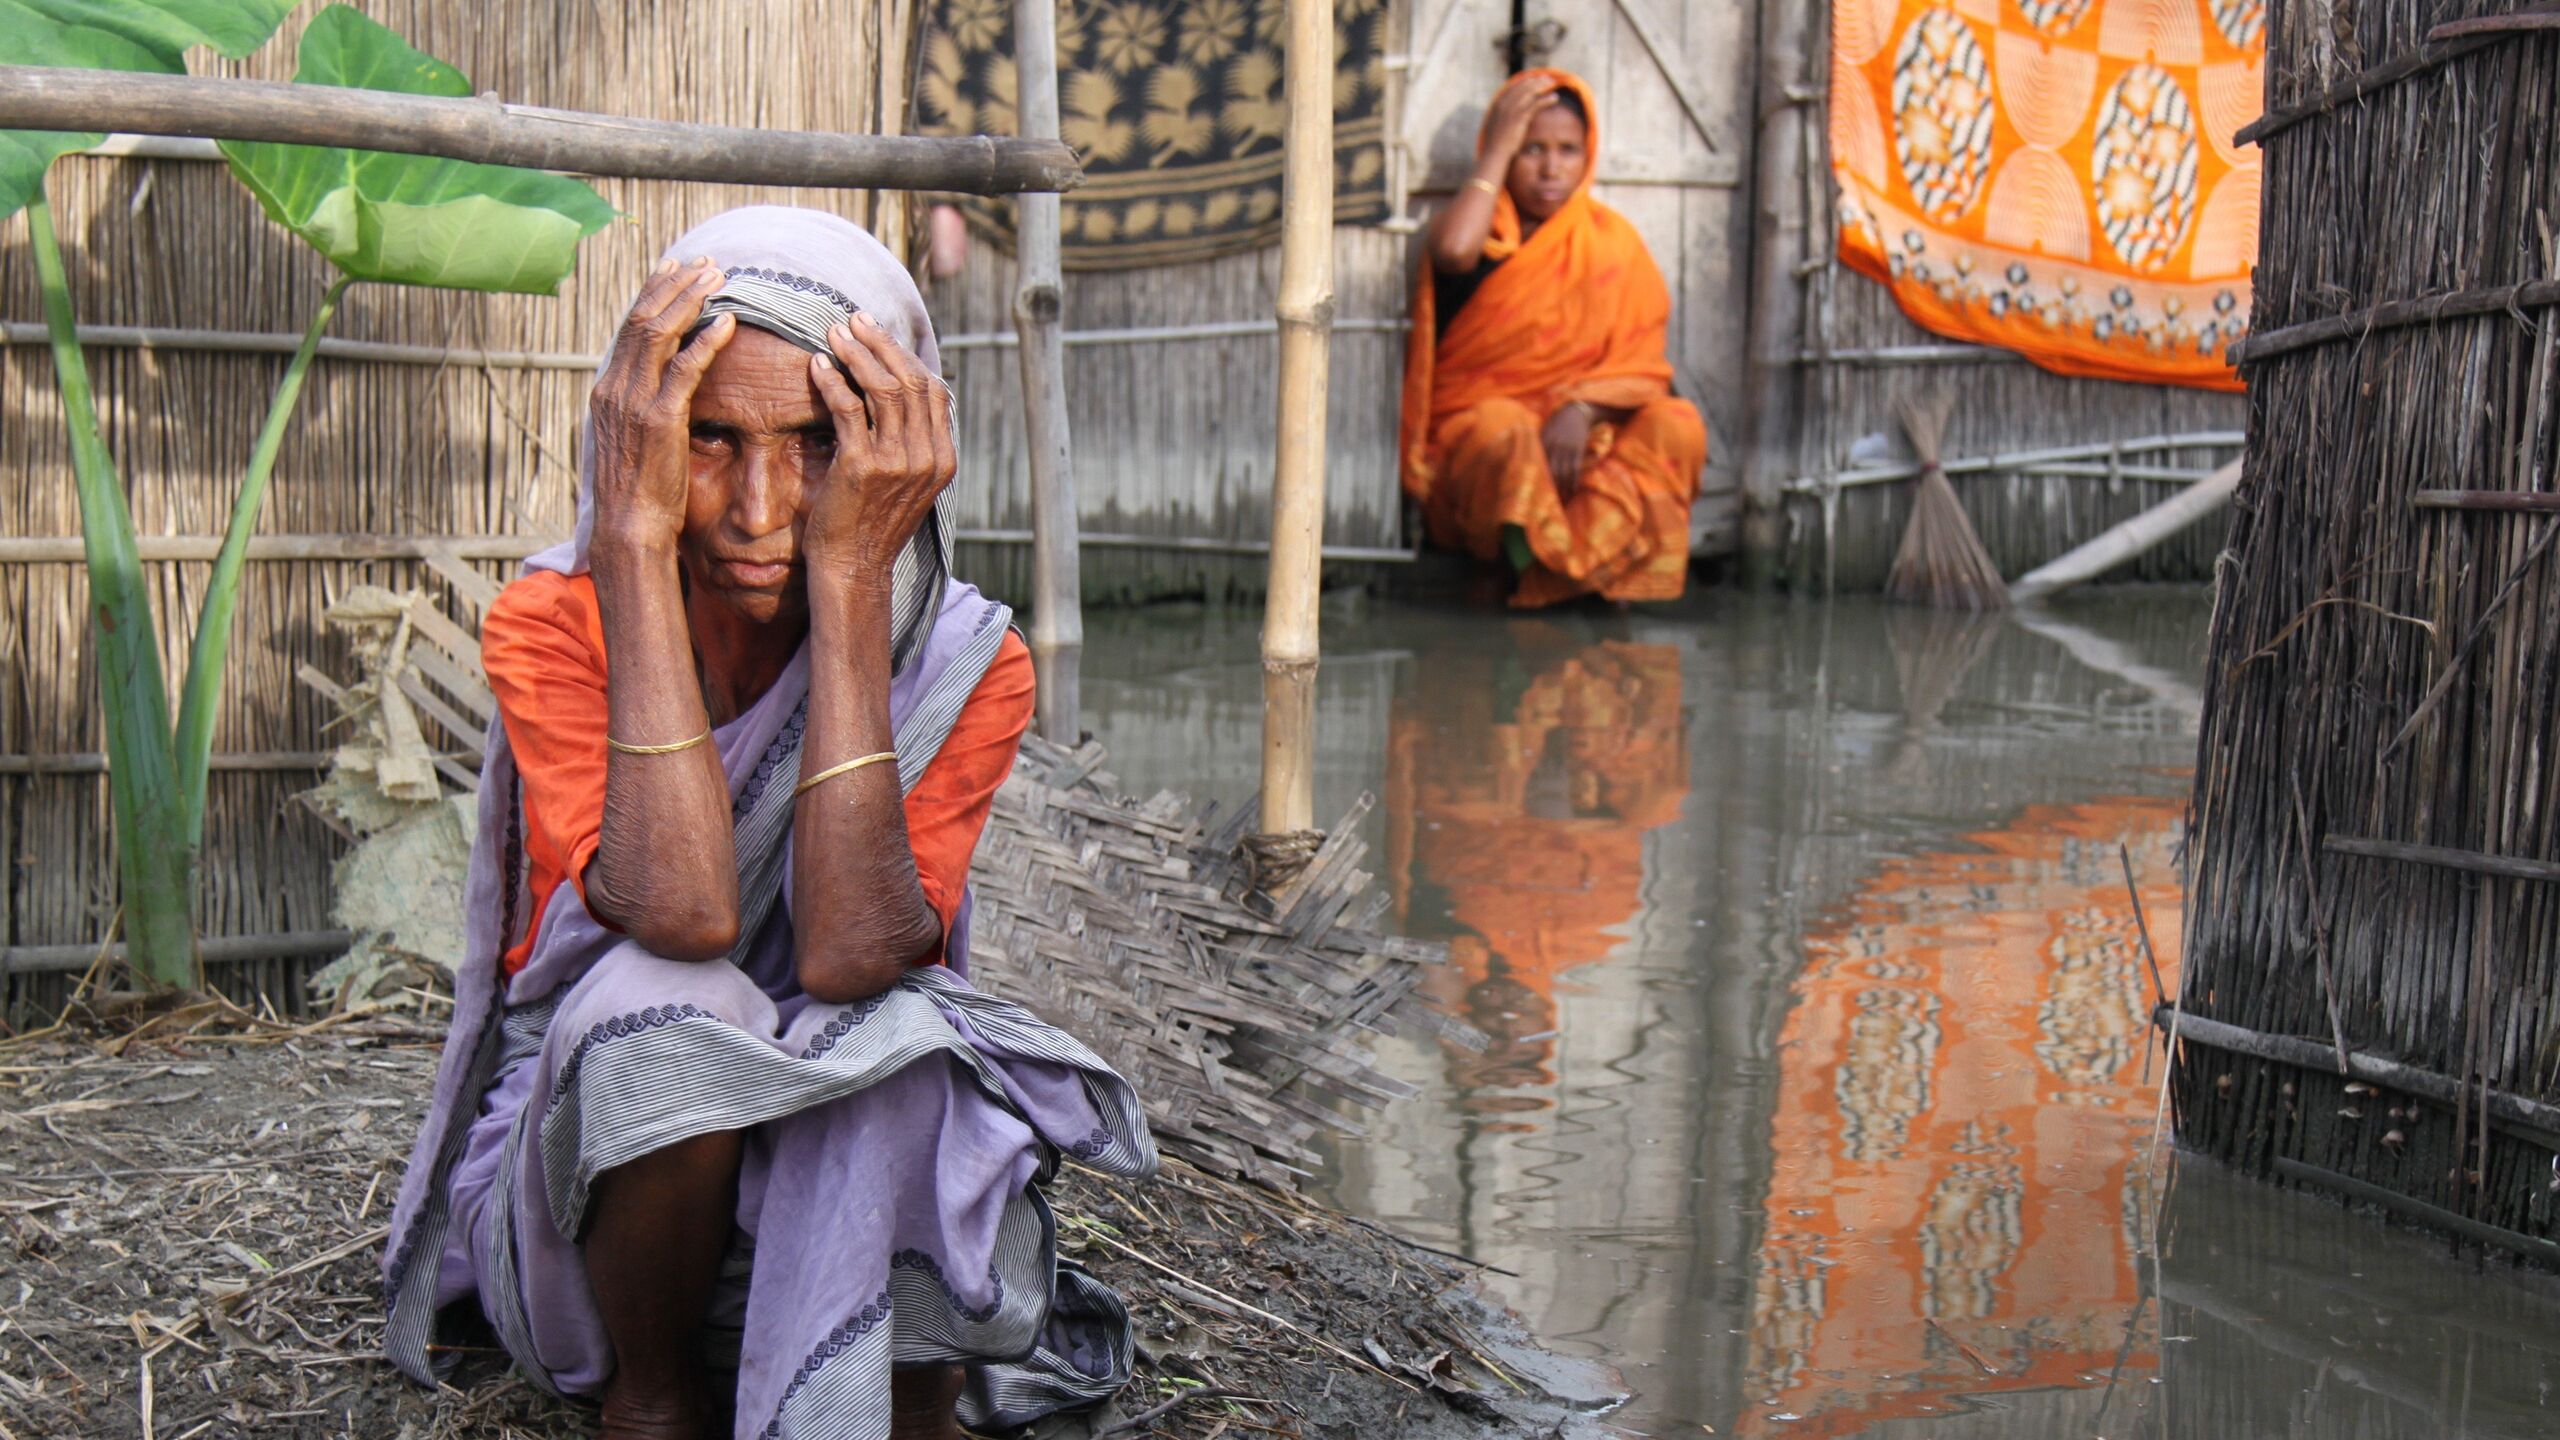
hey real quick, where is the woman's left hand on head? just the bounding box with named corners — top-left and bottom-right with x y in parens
top-left (805, 315), bottom-right (957, 582)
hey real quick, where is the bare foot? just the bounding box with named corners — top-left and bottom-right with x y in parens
top-left (888, 1365), bottom-right (966, 1440)
top-left (599, 1367), bottom-right (713, 1440)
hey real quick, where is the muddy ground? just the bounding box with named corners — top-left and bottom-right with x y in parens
top-left (0, 1008), bottom-right (1617, 1439)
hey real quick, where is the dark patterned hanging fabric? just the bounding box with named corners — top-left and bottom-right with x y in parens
top-left (917, 0), bottom-right (1391, 270)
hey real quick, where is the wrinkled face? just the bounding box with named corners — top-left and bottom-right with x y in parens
top-left (1505, 104), bottom-right (1588, 224)
top-left (680, 324), bottom-right (836, 624)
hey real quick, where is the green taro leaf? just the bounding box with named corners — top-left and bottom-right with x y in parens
top-left (220, 5), bottom-right (616, 294)
top-left (0, 0), bottom-right (297, 217)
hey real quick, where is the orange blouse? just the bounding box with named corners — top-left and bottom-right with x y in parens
top-left (481, 570), bottom-right (1033, 977)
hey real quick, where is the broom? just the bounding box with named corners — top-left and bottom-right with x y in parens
top-left (1884, 394), bottom-right (2009, 611)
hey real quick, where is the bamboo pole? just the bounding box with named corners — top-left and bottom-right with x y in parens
top-left (2007, 458), bottom-right (2243, 602)
top-left (1258, 0), bottom-right (1335, 843)
top-left (1013, 0), bottom-right (1081, 742)
top-left (1738, 0), bottom-right (1817, 577)
top-left (0, 315), bottom-right (1408, 364)
top-left (0, 64), bottom-right (1080, 194)
top-left (1, 929), bottom-right (354, 977)
top-left (0, 531), bottom-right (1424, 564)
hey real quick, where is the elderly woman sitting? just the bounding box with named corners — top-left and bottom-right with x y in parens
top-left (379, 208), bottom-right (1154, 1440)
top-left (1400, 69), bottom-right (1709, 607)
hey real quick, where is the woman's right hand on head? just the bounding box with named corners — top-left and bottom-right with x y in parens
top-left (1481, 76), bottom-right (1562, 162)
top-left (586, 257), bottom-right (736, 556)
top-left (804, 314), bottom-right (958, 583)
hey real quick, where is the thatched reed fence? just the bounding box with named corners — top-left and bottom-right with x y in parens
top-left (1781, 257), bottom-right (2249, 592)
top-left (924, 229), bottom-right (1416, 607)
top-left (0, 0), bottom-right (926, 997)
top-left (2171, 2), bottom-right (2560, 1253)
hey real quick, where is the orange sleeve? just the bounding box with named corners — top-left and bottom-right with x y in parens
top-left (901, 630), bottom-right (1034, 963)
top-left (482, 571), bottom-right (613, 925)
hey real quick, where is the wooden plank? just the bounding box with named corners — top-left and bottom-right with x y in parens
top-left (401, 596), bottom-right (485, 675)
top-left (2009, 460), bottom-right (2245, 602)
top-left (1, 929), bottom-right (354, 977)
top-left (0, 64), bottom-right (1079, 195)
top-left (0, 751), bottom-right (330, 775)
top-left (1395, 0), bottom-right (1515, 194)
top-left (1260, 0), bottom-right (1337, 840)
top-left (2412, 489), bottom-right (2560, 513)
top-left (2161, 1005), bottom-right (2560, 1135)
top-left (2229, 278), bottom-right (2560, 366)
top-left (2324, 835), bottom-right (2560, 885)
top-left (1534, 0), bottom-right (1756, 533)
top-left (1015, 0), bottom-right (1081, 743)
top-left (397, 671), bottom-right (489, 761)
top-left (1604, 0), bottom-right (1726, 151)
top-left (405, 643), bottom-right (496, 725)
top-left (0, 534), bottom-right (551, 563)
top-left (2427, 6), bottom-right (2560, 42)
top-left (2272, 1159), bottom-right (2560, 1265)
top-left (2232, 36), bottom-right (2505, 147)
top-left (416, 546), bottom-right (505, 614)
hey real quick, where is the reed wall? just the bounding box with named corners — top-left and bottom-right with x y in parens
top-left (924, 226), bottom-right (1415, 607)
top-left (0, 0), bottom-right (920, 1005)
top-left (2172, 2), bottom-right (2560, 1246)
top-left (1783, 254), bottom-right (2249, 592)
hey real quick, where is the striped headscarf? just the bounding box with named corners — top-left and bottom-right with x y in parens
top-left (536, 206), bottom-right (956, 676)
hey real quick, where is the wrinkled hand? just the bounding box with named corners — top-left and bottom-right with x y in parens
top-left (804, 313), bottom-right (957, 580)
top-left (1543, 402), bottom-right (1594, 494)
top-left (1481, 76), bottom-right (1563, 163)
top-left (587, 257), bottom-right (736, 553)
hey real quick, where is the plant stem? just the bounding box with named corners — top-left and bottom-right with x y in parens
top-left (27, 192), bottom-right (198, 988)
top-left (173, 272), bottom-right (353, 846)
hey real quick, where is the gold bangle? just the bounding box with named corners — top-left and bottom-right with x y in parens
top-left (606, 727), bottom-right (711, 756)
top-left (793, 750), bottom-right (899, 796)
top-left (1464, 177), bottom-right (1501, 197)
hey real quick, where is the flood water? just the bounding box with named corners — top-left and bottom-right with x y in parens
top-left (1074, 590), bottom-right (2560, 1439)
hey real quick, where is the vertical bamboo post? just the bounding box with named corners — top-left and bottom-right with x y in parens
top-left (1015, 0), bottom-right (1081, 740)
top-left (1259, 0), bottom-right (1335, 841)
top-left (1738, 0), bottom-right (1816, 580)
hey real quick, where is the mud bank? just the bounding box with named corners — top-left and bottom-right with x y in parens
top-left (0, 1014), bottom-right (1616, 1439)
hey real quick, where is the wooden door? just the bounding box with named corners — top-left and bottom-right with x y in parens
top-left (1528, 0), bottom-right (1754, 554)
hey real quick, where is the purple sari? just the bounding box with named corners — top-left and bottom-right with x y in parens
top-left (377, 209), bottom-right (1157, 1439)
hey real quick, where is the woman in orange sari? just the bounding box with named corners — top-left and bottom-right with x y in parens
top-left (1401, 69), bottom-right (1708, 607)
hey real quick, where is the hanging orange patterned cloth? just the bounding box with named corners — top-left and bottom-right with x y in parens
top-left (1399, 69), bottom-right (1708, 608)
top-left (1830, 0), bottom-right (2264, 390)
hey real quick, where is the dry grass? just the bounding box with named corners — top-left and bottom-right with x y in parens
top-left (0, 1009), bottom-right (1578, 1440)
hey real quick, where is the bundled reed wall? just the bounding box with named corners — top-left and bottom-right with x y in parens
top-left (0, 0), bottom-right (920, 1010)
top-left (2173, 1), bottom-right (2560, 1249)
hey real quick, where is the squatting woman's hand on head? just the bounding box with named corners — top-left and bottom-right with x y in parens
top-left (586, 257), bottom-right (737, 557)
top-left (804, 313), bottom-right (957, 582)
top-left (1481, 74), bottom-right (1562, 162)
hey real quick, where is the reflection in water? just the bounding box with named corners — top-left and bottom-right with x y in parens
top-left (2160, 1160), bottom-right (2560, 1440)
top-left (1744, 797), bottom-right (2180, 1439)
top-left (1385, 630), bottom-right (1689, 1114)
top-left (1074, 592), bottom-right (2560, 1437)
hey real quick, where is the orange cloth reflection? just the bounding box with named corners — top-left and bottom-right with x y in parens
top-left (1388, 638), bottom-right (1688, 1107)
top-left (1741, 796), bottom-right (2184, 1438)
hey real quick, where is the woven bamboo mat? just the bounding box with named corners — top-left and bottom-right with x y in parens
top-left (972, 732), bottom-right (1465, 1187)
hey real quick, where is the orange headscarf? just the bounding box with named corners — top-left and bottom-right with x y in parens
top-left (1398, 69), bottom-right (1678, 507)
